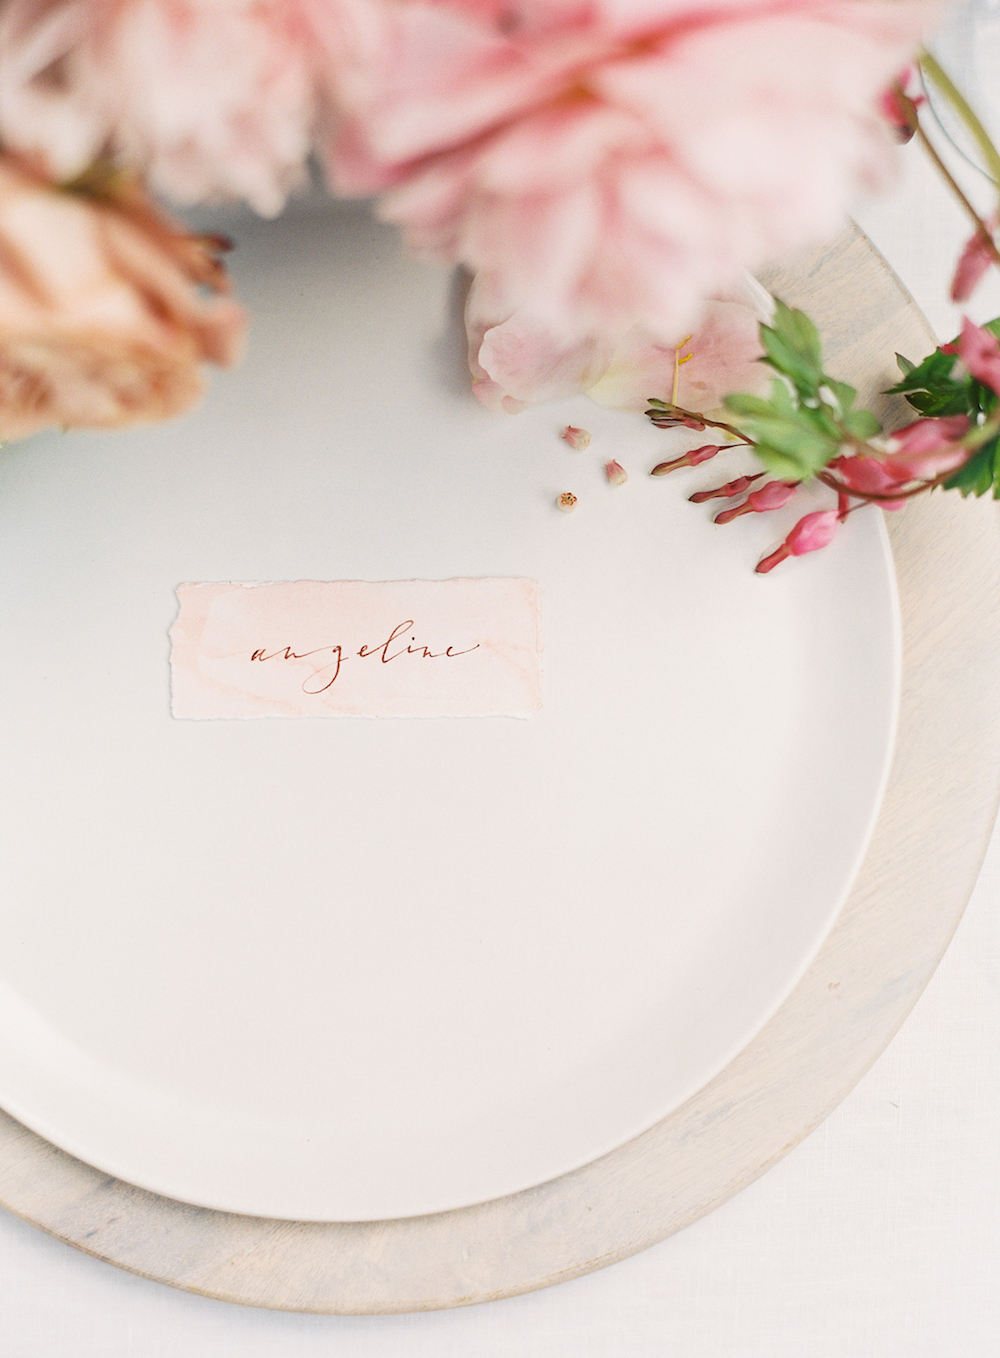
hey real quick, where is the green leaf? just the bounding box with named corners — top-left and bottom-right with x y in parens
top-left (759, 331), bottom-right (822, 394)
top-left (903, 389), bottom-right (972, 418)
top-left (823, 379), bottom-right (857, 416)
top-left (753, 446), bottom-right (815, 480)
top-left (771, 299), bottom-right (823, 366)
top-left (885, 347), bottom-right (958, 395)
top-left (895, 353), bottom-right (916, 376)
top-left (757, 300), bottom-right (826, 398)
top-left (944, 446), bottom-right (996, 496)
top-left (724, 392), bottom-right (777, 420)
top-left (842, 408), bottom-right (882, 439)
top-left (726, 378), bottom-right (839, 479)
top-left (801, 402), bottom-right (844, 443)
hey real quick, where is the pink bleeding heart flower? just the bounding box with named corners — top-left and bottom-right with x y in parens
top-left (883, 414), bottom-right (971, 479)
top-left (713, 479), bottom-right (797, 523)
top-left (945, 316), bottom-right (1000, 397)
top-left (650, 443), bottom-right (723, 475)
top-left (756, 509), bottom-right (841, 574)
top-left (830, 414), bottom-right (971, 495)
top-left (951, 216), bottom-right (999, 303)
top-left (689, 472), bottom-right (764, 503)
top-left (827, 453), bottom-right (900, 496)
top-left (878, 64), bottom-right (925, 143)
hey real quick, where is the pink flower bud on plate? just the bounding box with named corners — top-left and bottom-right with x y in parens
top-left (650, 445), bottom-right (721, 475)
top-left (689, 472), bottom-right (764, 503)
top-left (756, 509), bottom-right (841, 573)
top-left (714, 480), bottom-right (796, 524)
top-left (604, 459), bottom-right (627, 486)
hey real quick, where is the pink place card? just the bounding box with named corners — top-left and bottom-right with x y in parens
top-left (169, 578), bottom-right (543, 719)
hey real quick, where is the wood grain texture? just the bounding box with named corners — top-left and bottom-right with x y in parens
top-left (1, 225), bottom-right (998, 1314)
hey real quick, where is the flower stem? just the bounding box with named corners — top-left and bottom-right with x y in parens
top-left (910, 113), bottom-right (1000, 271)
top-left (667, 404), bottom-right (750, 443)
top-left (920, 49), bottom-right (1000, 189)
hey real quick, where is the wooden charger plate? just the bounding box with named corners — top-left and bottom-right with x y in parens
top-left (0, 224), bottom-right (998, 1313)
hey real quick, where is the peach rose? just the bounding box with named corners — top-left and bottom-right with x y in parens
top-left (0, 155), bottom-right (245, 441)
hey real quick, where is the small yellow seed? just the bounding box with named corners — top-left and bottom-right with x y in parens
top-left (556, 491), bottom-right (578, 512)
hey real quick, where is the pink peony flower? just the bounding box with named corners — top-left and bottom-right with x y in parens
top-left (0, 154), bottom-right (245, 441)
top-left (467, 273), bottom-right (770, 413)
top-left (323, 0), bottom-right (937, 346)
top-left (0, 0), bottom-right (320, 215)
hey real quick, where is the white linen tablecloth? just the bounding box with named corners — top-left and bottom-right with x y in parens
top-left (2, 36), bottom-right (999, 1358)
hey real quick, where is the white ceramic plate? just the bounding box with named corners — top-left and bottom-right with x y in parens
top-left (0, 203), bottom-right (899, 1222)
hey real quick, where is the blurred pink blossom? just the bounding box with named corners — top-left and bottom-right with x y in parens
top-left (877, 63), bottom-right (924, 142)
top-left (887, 413), bottom-right (970, 456)
top-left (324, 0), bottom-right (937, 346)
top-left (0, 0), bottom-right (320, 215)
top-left (828, 414), bottom-right (971, 494)
top-left (951, 315), bottom-right (1000, 396)
top-left (951, 217), bottom-right (999, 302)
top-left (466, 274), bottom-right (771, 413)
top-left (0, 154), bottom-right (245, 441)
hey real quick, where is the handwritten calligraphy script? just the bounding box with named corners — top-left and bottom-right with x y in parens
top-left (169, 579), bottom-right (542, 719)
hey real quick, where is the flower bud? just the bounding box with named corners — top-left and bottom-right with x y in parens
top-left (756, 509), bottom-right (840, 573)
top-left (714, 479), bottom-right (796, 523)
top-left (650, 444), bottom-right (721, 475)
top-left (645, 402), bottom-right (707, 431)
top-left (604, 459), bottom-right (627, 486)
top-left (689, 472), bottom-right (764, 503)
top-left (556, 491), bottom-right (578, 512)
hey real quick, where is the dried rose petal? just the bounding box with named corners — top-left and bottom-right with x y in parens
top-left (561, 424), bottom-right (591, 450)
top-left (0, 154), bottom-right (244, 440)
